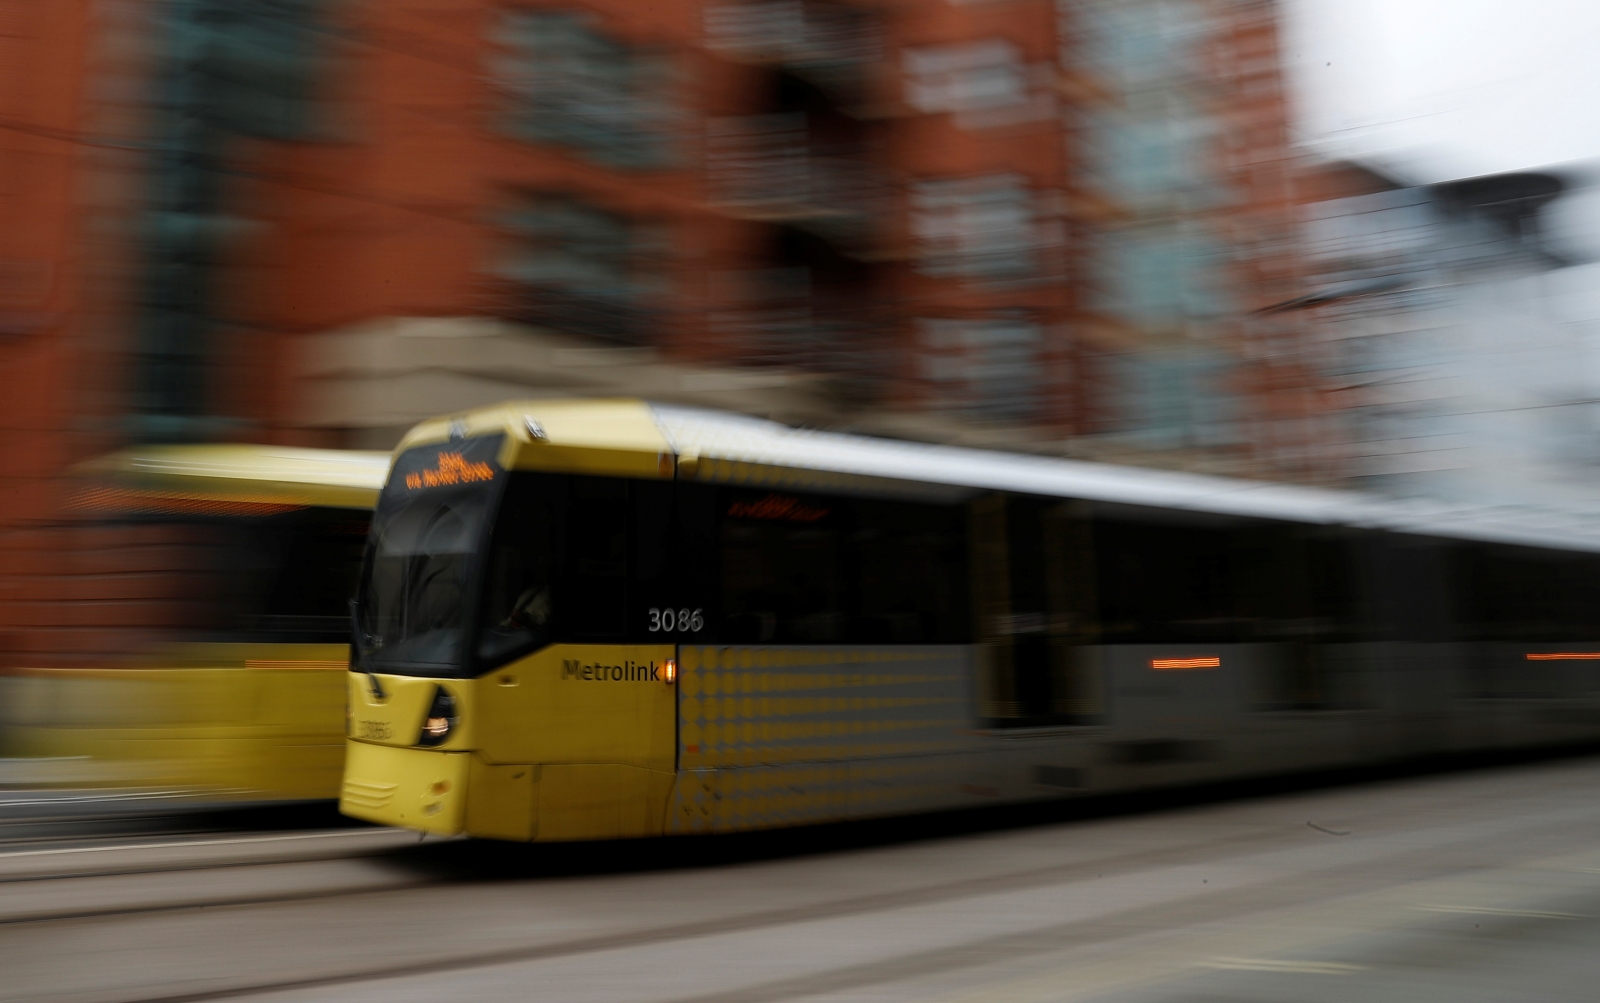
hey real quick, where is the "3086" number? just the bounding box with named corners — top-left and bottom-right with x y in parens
top-left (648, 607), bottom-right (704, 633)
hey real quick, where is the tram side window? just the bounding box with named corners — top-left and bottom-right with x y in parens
top-left (715, 489), bottom-right (970, 645)
top-left (477, 474), bottom-right (562, 664)
top-left (719, 491), bottom-right (844, 643)
top-left (1092, 513), bottom-right (1360, 648)
top-left (1302, 532), bottom-right (1362, 639)
top-left (568, 477), bottom-right (631, 638)
top-left (1356, 533), bottom-right (1456, 644)
top-left (211, 507), bottom-right (371, 643)
top-left (1456, 543), bottom-right (1600, 643)
top-left (1096, 515), bottom-right (1242, 643)
top-left (850, 499), bottom-right (969, 643)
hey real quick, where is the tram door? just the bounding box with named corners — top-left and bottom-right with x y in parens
top-left (971, 494), bottom-right (1103, 727)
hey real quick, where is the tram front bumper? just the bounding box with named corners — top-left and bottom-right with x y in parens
top-left (340, 741), bottom-right (468, 836)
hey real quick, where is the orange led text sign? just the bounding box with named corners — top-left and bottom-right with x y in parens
top-left (404, 452), bottom-right (495, 490)
top-left (726, 493), bottom-right (829, 522)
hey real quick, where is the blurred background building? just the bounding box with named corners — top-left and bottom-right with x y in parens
top-left (2, 0), bottom-right (1598, 666)
top-left (1294, 161), bottom-right (1600, 512)
top-left (1, 0), bottom-right (1319, 454)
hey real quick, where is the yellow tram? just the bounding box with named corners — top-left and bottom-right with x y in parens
top-left (1, 444), bottom-right (387, 801)
top-left (341, 399), bottom-right (1600, 840)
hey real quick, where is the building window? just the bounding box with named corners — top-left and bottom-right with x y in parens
top-left (704, 1), bottom-right (879, 69)
top-left (1085, 94), bottom-right (1214, 206)
top-left (491, 10), bottom-right (676, 170)
top-left (1107, 347), bottom-right (1239, 448)
top-left (902, 40), bottom-right (1054, 129)
top-left (1079, 0), bottom-right (1212, 94)
top-left (1092, 228), bottom-right (1227, 331)
top-left (904, 41), bottom-right (1025, 114)
top-left (910, 175), bottom-right (1041, 282)
top-left (917, 317), bottom-right (1042, 422)
top-left (494, 195), bottom-right (661, 342)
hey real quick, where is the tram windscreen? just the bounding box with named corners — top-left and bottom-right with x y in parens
top-left (357, 436), bottom-right (503, 674)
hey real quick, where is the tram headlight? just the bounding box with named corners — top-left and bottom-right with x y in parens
top-left (416, 686), bottom-right (458, 747)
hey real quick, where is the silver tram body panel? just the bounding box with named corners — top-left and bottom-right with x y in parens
top-left (650, 404), bottom-right (1600, 830)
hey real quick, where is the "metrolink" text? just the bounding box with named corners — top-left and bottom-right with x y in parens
top-left (561, 660), bottom-right (661, 682)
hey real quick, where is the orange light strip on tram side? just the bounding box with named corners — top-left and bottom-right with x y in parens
top-left (1150, 657), bottom-right (1221, 671)
top-left (1525, 653), bottom-right (1600, 661)
top-left (67, 487), bottom-right (306, 518)
top-left (244, 660), bottom-right (349, 671)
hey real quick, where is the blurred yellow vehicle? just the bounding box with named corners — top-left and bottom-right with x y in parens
top-left (0, 445), bottom-right (388, 803)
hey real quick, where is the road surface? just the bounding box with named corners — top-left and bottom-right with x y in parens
top-left (7, 755), bottom-right (1600, 1002)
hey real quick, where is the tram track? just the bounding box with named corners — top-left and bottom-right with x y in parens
top-left (0, 827), bottom-right (424, 883)
top-left (0, 789), bottom-right (361, 852)
top-left (0, 828), bottom-right (438, 926)
top-left (0, 814), bottom-right (225, 850)
top-left (0, 874), bottom-right (439, 930)
top-left (0, 776), bottom-right (1466, 928)
top-left (0, 820), bottom-right (1253, 930)
top-left (76, 799), bottom-right (1600, 1003)
top-left (9, 757), bottom-right (1600, 1003)
top-left (0, 751), bottom-right (1581, 920)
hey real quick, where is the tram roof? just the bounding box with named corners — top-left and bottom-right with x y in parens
top-left (648, 403), bottom-right (1600, 555)
top-left (399, 398), bottom-right (1600, 554)
top-left (76, 444), bottom-right (390, 510)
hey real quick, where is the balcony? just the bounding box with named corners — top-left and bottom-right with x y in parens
top-left (704, 1), bottom-right (879, 77)
top-left (707, 115), bottom-right (885, 249)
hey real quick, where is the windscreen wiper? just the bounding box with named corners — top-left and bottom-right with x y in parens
top-left (349, 597), bottom-right (387, 702)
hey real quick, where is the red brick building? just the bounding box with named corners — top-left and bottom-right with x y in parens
top-left (0, 0), bottom-right (1320, 663)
